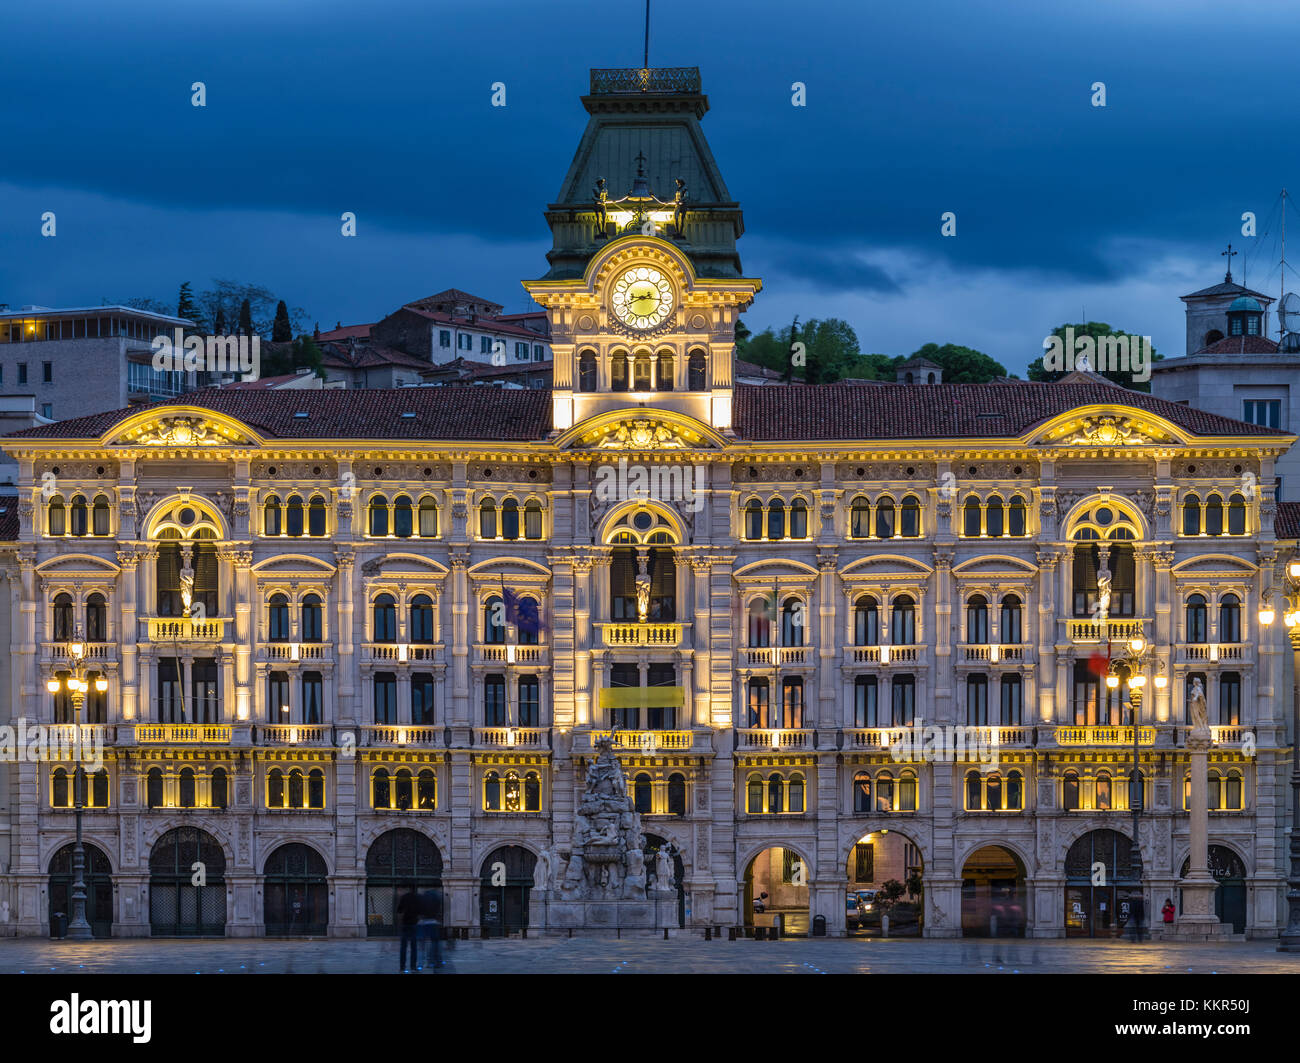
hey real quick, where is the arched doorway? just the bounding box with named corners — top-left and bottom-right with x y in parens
top-left (744, 846), bottom-right (810, 937)
top-left (643, 833), bottom-right (685, 927)
top-left (961, 845), bottom-right (1026, 937)
top-left (48, 843), bottom-right (113, 938)
top-left (364, 829), bottom-right (443, 937)
top-left (479, 845), bottom-right (535, 936)
top-left (263, 843), bottom-right (329, 936)
top-left (846, 830), bottom-right (924, 936)
top-left (1179, 846), bottom-right (1247, 933)
top-left (1064, 828), bottom-right (1138, 938)
top-left (149, 826), bottom-right (226, 936)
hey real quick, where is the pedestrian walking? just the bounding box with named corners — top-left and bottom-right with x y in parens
top-left (421, 886), bottom-right (445, 969)
top-left (396, 883), bottom-right (421, 973)
top-left (1128, 895), bottom-right (1145, 942)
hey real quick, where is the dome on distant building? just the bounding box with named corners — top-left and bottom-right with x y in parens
top-left (1228, 296), bottom-right (1263, 312)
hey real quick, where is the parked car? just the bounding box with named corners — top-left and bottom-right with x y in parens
top-left (846, 892), bottom-right (861, 929)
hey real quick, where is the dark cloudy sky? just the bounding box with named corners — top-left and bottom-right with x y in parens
top-left (3, 0), bottom-right (1298, 373)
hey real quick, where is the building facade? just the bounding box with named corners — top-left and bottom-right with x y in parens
top-left (0, 67), bottom-right (1294, 940)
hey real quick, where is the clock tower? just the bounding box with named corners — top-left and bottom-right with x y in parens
top-left (523, 67), bottom-right (761, 435)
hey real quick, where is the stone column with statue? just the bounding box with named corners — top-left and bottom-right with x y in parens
top-left (1174, 677), bottom-right (1229, 938)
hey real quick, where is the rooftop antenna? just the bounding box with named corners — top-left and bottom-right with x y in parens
top-left (643, 0), bottom-right (650, 69)
top-left (1281, 189), bottom-right (1287, 335)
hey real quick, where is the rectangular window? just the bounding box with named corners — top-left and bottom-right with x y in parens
top-left (374, 673), bottom-right (397, 724)
top-left (17, 363), bottom-right (26, 384)
top-left (158, 660), bottom-right (181, 722)
top-left (484, 674), bottom-right (506, 726)
top-left (42, 361), bottom-right (52, 383)
top-left (533, 344), bottom-right (544, 360)
top-left (41, 404), bottom-right (52, 419)
top-left (647, 662), bottom-right (677, 729)
top-left (480, 335), bottom-right (492, 354)
top-left (1243, 399), bottom-right (1281, 428)
top-left (609, 662), bottom-right (640, 730)
top-left (1073, 661), bottom-right (1099, 725)
top-left (439, 330), bottom-right (451, 348)
top-left (854, 843), bottom-right (874, 882)
top-left (411, 672), bottom-right (435, 725)
top-left (302, 671), bottom-right (323, 724)
top-left (965, 675), bottom-right (988, 726)
top-left (268, 671), bottom-right (290, 723)
top-left (1218, 673), bottom-right (1241, 726)
top-left (854, 676), bottom-right (878, 728)
top-left (781, 849), bottom-right (799, 884)
top-left (458, 333), bottom-right (472, 351)
top-left (191, 658), bottom-right (219, 723)
top-left (515, 341), bottom-right (528, 360)
top-left (891, 675), bottom-right (915, 726)
top-left (518, 675), bottom-right (540, 727)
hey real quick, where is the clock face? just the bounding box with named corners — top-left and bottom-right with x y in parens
top-left (611, 267), bottom-right (674, 330)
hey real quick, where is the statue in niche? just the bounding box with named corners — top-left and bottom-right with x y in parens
top-left (654, 848), bottom-right (675, 892)
top-left (1095, 566), bottom-right (1112, 621)
top-left (533, 848), bottom-right (553, 891)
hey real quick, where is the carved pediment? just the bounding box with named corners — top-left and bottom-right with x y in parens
top-left (1043, 414), bottom-right (1171, 448)
top-left (117, 415), bottom-right (249, 448)
top-left (574, 417), bottom-right (711, 451)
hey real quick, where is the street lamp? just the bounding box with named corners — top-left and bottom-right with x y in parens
top-left (47, 626), bottom-right (108, 941)
top-left (1107, 635), bottom-right (1157, 938)
top-left (1260, 559), bottom-right (1300, 951)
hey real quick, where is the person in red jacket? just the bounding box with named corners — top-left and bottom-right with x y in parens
top-left (1162, 898), bottom-right (1176, 924)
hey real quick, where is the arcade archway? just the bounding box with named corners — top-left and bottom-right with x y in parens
top-left (263, 843), bottom-right (329, 936)
top-left (49, 843), bottom-right (113, 938)
top-left (1065, 828), bottom-right (1138, 938)
top-left (480, 845), bottom-right (536, 936)
top-left (961, 845), bottom-right (1026, 937)
top-left (1179, 845), bottom-right (1247, 933)
top-left (744, 846), bottom-right (809, 937)
top-left (643, 833), bottom-right (685, 927)
top-left (149, 826), bottom-right (226, 936)
top-left (846, 830), bottom-right (924, 936)
top-left (365, 829), bottom-right (442, 936)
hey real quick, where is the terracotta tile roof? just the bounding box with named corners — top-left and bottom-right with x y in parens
top-left (396, 305), bottom-right (548, 341)
top-left (1193, 335), bottom-right (1280, 356)
top-left (734, 359), bottom-right (788, 381)
top-left (222, 372), bottom-right (318, 390)
top-left (0, 493), bottom-right (17, 540)
top-left (5, 381), bottom-right (1289, 445)
top-left (319, 342), bottom-right (432, 372)
top-left (406, 289), bottom-right (504, 314)
top-left (1276, 502), bottom-right (1300, 540)
top-left (1181, 280), bottom-right (1271, 301)
top-left (315, 323), bottom-right (374, 342)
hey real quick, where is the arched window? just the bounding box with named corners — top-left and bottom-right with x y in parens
top-left (986, 772), bottom-right (1003, 811)
top-left (900, 495), bottom-right (921, 537)
top-left (668, 773), bottom-right (686, 816)
top-left (1227, 493), bottom-right (1246, 535)
top-left (515, 597), bottom-right (541, 645)
top-left (211, 767), bottom-right (228, 809)
top-left (308, 768), bottom-right (324, 809)
top-left (285, 494), bottom-right (305, 537)
top-left (687, 351), bottom-right (706, 390)
top-left (147, 767), bottom-right (163, 809)
top-left (985, 495), bottom-right (1005, 537)
top-left (656, 351), bottom-right (674, 391)
top-left (875, 495), bottom-right (896, 539)
top-left (1000, 594), bottom-right (1022, 643)
top-left (767, 499), bottom-right (786, 540)
top-left (578, 351), bottom-right (597, 392)
top-left (1219, 594), bottom-right (1241, 643)
top-left (963, 496), bottom-right (982, 537)
top-left (48, 495), bottom-right (66, 535)
top-left (854, 771), bottom-right (872, 812)
top-left (1204, 493), bottom-right (1224, 536)
top-left (899, 770), bottom-right (917, 811)
top-left (747, 773), bottom-right (763, 814)
top-left (417, 769), bottom-right (436, 810)
top-left (891, 595), bottom-right (916, 644)
top-left (368, 494), bottom-right (388, 536)
top-left (1006, 770), bottom-right (1023, 810)
top-left (747, 598), bottom-right (771, 647)
top-left (634, 772), bottom-right (652, 814)
top-left (1182, 493), bottom-right (1201, 535)
top-left (53, 767), bottom-right (69, 808)
top-left (269, 593), bottom-right (290, 641)
top-left (1096, 771), bottom-right (1112, 810)
top-left (1008, 495), bottom-right (1027, 536)
top-left (854, 596), bottom-right (879, 646)
top-left (767, 773), bottom-right (784, 815)
top-left (268, 767), bottom-right (285, 808)
top-left (846, 496), bottom-right (870, 539)
top-left (876, 770), bottom-right (895, 813)
top-left (395, 768), bottom-right (413, 811)
top-left (781, 598), bottom-right (804, 646)
top-left (418, 497), bottom-right (439, 538)
top-left (744, 498), bottom-right (763, 540)
top-left (484, 596), bottom-right (505, 644)
top-left (966, 594), bottom-right (989, 643)
top-left (92, 495), bottom-right (110, 536)
top-left (500, 498), bottom-right (520, 540)
top-left (788, 773), bottom-right (805, 813)
top-left (70, 495), bottom-right (88, 536)
top-left (53, 593), bottom-right (74, 640)
top-left (483, 770), bottom-right (501, 811)
top-left (179, 767), bottom-right (196, 808)
top-left (632, 353), bottom-right (652, 390)
top-left (373, 594), bottom-right (397, 642)
top-left (524, 501), bottom-right (543, 540)
top-left (854, 675), bottom-right (878, 728)
top-left (410, 594), bottom-right (434, 643)
top-left (1185, 594), bottom-right (1207, 643)
top-left (373, 768), bottom-right (391, 809)
top-left (479, 499), bottom-right (497, 539)
top-left (308, 495), bottom-right (327, 536)
top-left (1063, 770), bottom-right (1080, 811)
top-left (789, 500), bottom-right (809, 539)
top-left (264, 495), bottom-right (282, 536)
top-left (288, 768), bottom-right (305, 809)
top-left (611, 352), bottom-right (629, 391)
top-left (524, 771), bottom-right (541, 812)
top-left (301, 594), bottom-right (323, 641)
top-left (393, 495), bottom-right (413, 538)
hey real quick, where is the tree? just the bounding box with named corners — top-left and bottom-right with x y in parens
top-left (1027, 322), bottom-right (1162, 392)
top-left (736, 317), bottom-right (863, 383)
top-left (238, 299), bottom-right (253, 337)
top-left (122, 296), bottom-right (171, 317)
top-left (272, 300), bottom-right (293, 343)
top-left (259, 334), bottom-right (326, 379)
top-left (875, 878), bottom-right (907, 913)
top-left (196, 280), bottom-right (307, 338)
top-left (175, 282), bottom-right (204, 332)
top-left (908, 342), bottom-right (1009, 384)
top-left (213, 304), bottom-right (227, 336)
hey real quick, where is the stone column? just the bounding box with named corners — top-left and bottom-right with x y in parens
top-left (116, 549), bottom-right (141, 722)
top-left (1176, 724), bottom-right (1228, 938)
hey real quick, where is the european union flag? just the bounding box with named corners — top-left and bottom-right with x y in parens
top-left (504, 589), bottom-right (545, 634)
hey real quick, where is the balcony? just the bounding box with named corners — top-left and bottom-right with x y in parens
top-left (266, 642), bottom-right (331, 662)
top-left (260, 724), bottom-right (332, 746)
top-left (1066, 618), bottom-right (1146, 644)
top-left (842, 726), bottom-right (1033, 751)
top-left (147, 617), bottom-right (225, 642)
top-left (959, 644), bottom-right (1025, 663)
top-left (46, 641), bottom-right (114, 663)
top-left (1055, 725), bottom-right (1155, 746)
top-left (475, 727), bottom-right (548, 748)
top-left (736, 728), bottom-right (813, 750)
top-left (583, 729), bottom-right (698, 753)
top-left (845, 645), bottom-right (924, 665)
top-left (740, 646), bottom-right (812, 667)
top-left (1211, 726), bottom-right (1247, 746)
top-left (475, 644), bottom-right (548, 665)
top-left (360, 642), bottom-right (442, 664)
top-left (47, 723), bottom-right (116, 749)
top-left (133, 723), bottom-right (232, 743)
top-left (1176, 643), bottom-right (1246, 663)
top-left (597, 622), bottom-right (684, 647)
top-left (362, 725), bottom-right (442, 747)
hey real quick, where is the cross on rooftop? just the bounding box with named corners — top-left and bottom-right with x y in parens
top-left (1222, 243), bottom-right (1238, 282)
